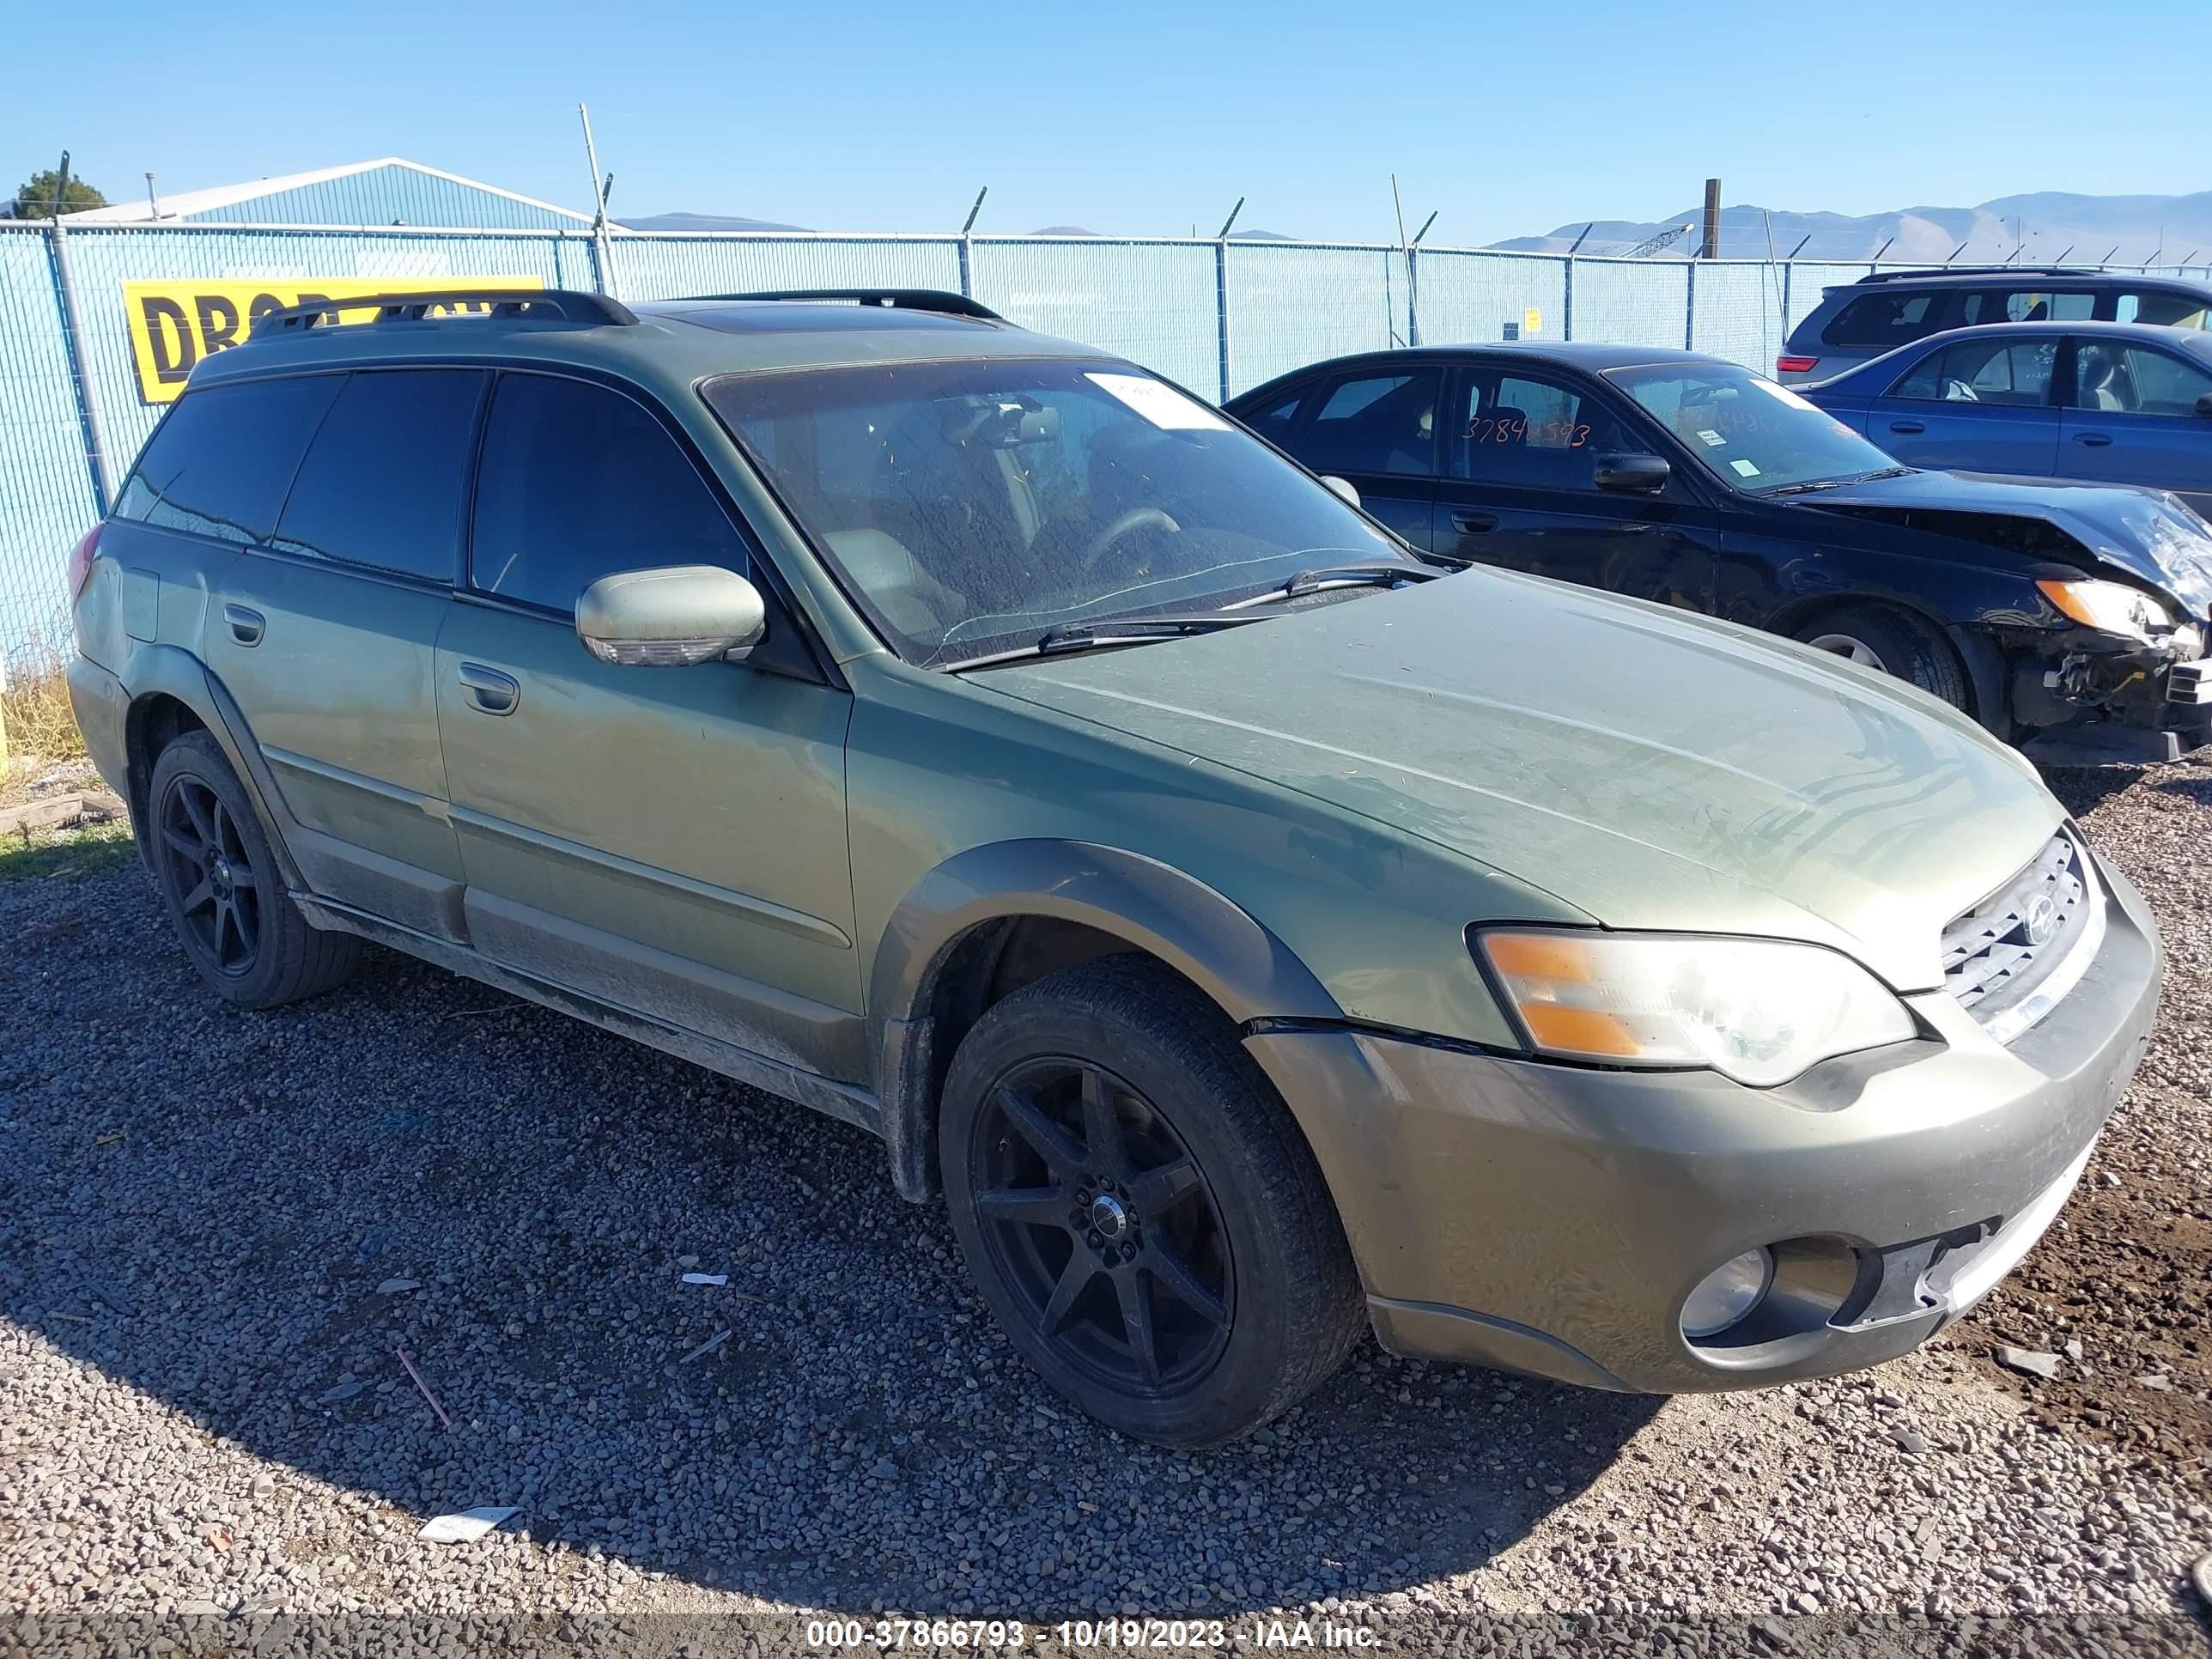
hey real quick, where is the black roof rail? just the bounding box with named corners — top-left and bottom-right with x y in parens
top-left (254, 288), bottom-right (639, 338)
top-left (684, 288), bottom-right (1004, 321)
top-left (1853, 264), bottom-right (2096, 284)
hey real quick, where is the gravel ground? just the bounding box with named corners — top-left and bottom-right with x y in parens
top-left (3, 760), bottom-right (2211, 1654)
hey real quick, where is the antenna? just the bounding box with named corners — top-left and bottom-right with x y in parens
top-left (961, 187), bottom-right (988, 235)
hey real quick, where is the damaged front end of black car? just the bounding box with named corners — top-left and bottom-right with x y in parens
top-left (1803, 477), bottom-right (2212, 763)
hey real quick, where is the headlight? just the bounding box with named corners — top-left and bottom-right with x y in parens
top-left (1474, 930), bottom-right (1917, 1088)
top-left (2036, 578), bottom-right (2172, 642)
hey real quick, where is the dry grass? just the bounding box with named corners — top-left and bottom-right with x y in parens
top-left (3, 647), bottom-right (85, 771)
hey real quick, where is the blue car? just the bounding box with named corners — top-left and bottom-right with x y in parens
top-left (1803, 322), bottom-right (2212, 518)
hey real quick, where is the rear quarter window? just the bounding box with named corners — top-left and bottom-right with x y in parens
top-left (1820, 291), bottom-right (1941, 349)
top-left (112, 377), bottom-right (341, 544)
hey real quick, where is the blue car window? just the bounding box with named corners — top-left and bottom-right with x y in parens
top-left (2069, 344), bottom-right (2212, 416)
top-left (1893, 339), bottom-right (2056, 406)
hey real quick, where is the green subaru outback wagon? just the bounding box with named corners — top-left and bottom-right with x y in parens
top-left (67, 287), bottom-right (2160, 1448)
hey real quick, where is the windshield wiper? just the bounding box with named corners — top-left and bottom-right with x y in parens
top-left (1219, 562), bottom-right (1442, 611)
top-left (1765, 465), bottom-right (1915, 498)
top-left (947, 613), bottom-right (1274, 671)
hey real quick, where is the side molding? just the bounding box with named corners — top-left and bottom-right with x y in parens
top-left (867, 840), bottom-right (1343, 1200)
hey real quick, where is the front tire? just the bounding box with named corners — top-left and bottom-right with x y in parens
top-left (939, 957), bottom-right (1364, 1449)
top-left (1795, 605), bottom-right (1972, 712)
top-left (147, 732), bottom-right (360, 1009)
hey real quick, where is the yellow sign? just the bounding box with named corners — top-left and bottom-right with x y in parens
top-left (1523, 307), bottom-right (1543, 336)
top-left (122, 276), bottom-right (545, 404)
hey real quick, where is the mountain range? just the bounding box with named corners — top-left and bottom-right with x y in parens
top-left (620, 192), bottom-right (2209, 264)
top-left (1492, 191), bottom-right (2212, 264)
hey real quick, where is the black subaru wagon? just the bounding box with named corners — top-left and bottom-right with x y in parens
top-left (1226, 344), bottom-right (2212, 761)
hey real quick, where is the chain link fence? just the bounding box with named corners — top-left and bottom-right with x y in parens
top-left (5, 217), bottom-right (2209, 659)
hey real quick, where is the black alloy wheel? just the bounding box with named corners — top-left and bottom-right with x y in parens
top-left (156, 773), bottom-right (262, 977)
top-left (969, 1055), bottom-right (1233, 1394)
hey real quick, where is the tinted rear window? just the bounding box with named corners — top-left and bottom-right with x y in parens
top-left (112, 377), bottom-right (340, 544)
top-left (270, 370), bottom-right (486, 581)
top-left (1820, 290), bottom-right (1946, 349)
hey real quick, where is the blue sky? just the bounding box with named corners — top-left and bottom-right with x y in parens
top-left (15, 0), bottom-right (2210, 243)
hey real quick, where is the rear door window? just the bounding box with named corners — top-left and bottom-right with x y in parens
top-left (1294, 370), bottom-right (1441, 477)
top-left (470, 373), bottom-right (749, 614)
top-left (1959, 290), bottom-right (2098, 325)
top-left (112, 377), bottom-right (341, 544)
top-left (270, 370), bottom-right (487, 582)
top-left (1891, 337), bottom-right (2058, 405)
top-left (1820, 291), bottom-right (1939, 349)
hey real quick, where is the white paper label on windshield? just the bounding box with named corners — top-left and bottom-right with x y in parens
top-left (1729, 458), bottom-right (1762, 477)
top-left (1086, 373), bottom-right (1231, 431)
top-left (1697, 429), bottom-right (1727, 447)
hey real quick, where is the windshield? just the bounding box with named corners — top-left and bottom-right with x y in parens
top-left (701, 358), bottom-right (1407, 665)
top-left (1605, 363), bottom-right (1902, 493)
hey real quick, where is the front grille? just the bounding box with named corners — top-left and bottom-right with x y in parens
top-left (1941, 833), bottom-right (2099, 1036)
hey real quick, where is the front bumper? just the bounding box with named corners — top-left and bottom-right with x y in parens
top-left (1244, 856), bottom-right (2161, 1394)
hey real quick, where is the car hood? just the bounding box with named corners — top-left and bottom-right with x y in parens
top-left (1797, 468), bottom-right (2212, 617)
top-left (981, 572), bottom-right (2063, 994)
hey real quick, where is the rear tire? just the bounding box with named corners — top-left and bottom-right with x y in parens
top-left (146, 732), bottom-right (360, 1009)
top-left (939, 956), bottom-right (1364, 1449)
top-left (1794, 605), bottom-right (1972, 713)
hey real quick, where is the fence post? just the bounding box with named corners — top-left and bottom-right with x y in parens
top-left (584, 231), bottom-right (608, 295)
top-left (1214, 235), bottom-right (1232, 403)
top-left (1562, 256), bottom-right (1574, 343)
top-left (45, 220), bottom-right (118, 514)
top-left (1683, 259), bottom-right (1697, 351)
top-left (1406, 245), bottom-right (1421, 348)
top-left (958, 234), bottom-right (974, 300)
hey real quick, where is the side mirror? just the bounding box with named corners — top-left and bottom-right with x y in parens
top-left (1595, 453), bottom-right (1672, 494)
top-left (576, 565), bottom-right (766, 666)
top-left (2197, 393), bottom-right (2212, 418)
top-left (1319, 474), bottom-right (1361, 509)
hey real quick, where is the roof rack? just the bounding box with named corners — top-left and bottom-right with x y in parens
top-left (1853, 265), bottom-right (2095, 284)
top-left (685, 289), bottom-right (1004, 321)
top-left (254, 288), bottom-right (639, 337)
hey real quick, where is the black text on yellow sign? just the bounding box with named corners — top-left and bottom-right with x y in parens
top-left (121, 276), bottom-right (546, 404)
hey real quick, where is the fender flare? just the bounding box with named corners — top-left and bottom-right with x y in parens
top-left (867, 839), bottom-right (1342, 1200)
top-left (119, 645), bottom-right (309, 891)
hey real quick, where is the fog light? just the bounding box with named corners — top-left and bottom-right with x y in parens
top-left (1680, 1249), bottom-right (1774, 1340)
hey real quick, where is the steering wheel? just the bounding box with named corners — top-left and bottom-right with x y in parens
top-left (1080, 507), bottom-right (1180, 572)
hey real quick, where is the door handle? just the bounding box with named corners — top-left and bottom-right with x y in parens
top-left (1450, 510), bottom-right (1499, 534)
top-left (222, 604), bottom-right (265, 647)
top-left (456, 662), bottom-right (521, 716)
top-left (2075, 433), bottom-right (2112, 447)
top-left (1887, 420), bottom-right (1926, 434)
